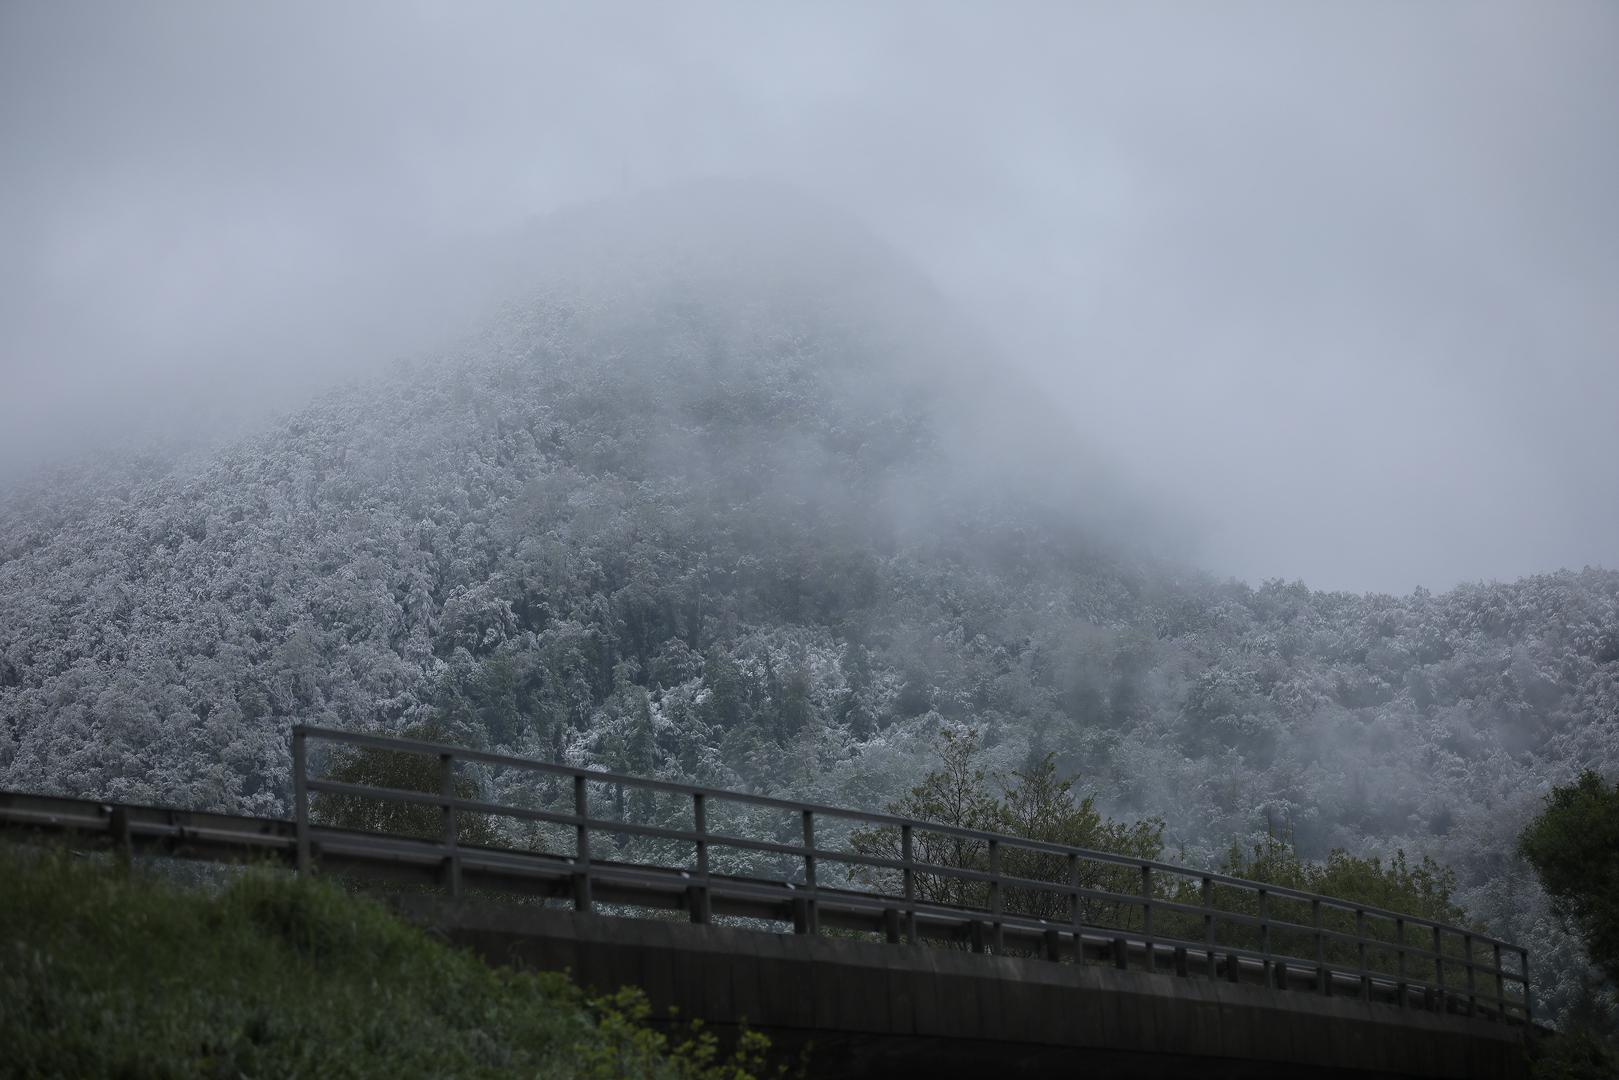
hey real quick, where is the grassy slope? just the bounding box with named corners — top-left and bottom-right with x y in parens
top-left (0, 845), bottom-right (772, 1079)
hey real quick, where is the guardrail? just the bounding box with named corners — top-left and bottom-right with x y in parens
top-left (291, 725), bottom-right (1532, 1023)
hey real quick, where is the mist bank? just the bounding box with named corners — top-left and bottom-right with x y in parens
top-left (9, 3), bottom-right (1618, 590)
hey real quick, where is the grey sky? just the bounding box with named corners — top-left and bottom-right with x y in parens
top-left (2, 1), bottom-right (1616, 593)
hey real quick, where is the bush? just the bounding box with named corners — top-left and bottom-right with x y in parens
top-left (1519, 771), bottom-right (1619, 990)
top-left (312, 722), bottom-right (501, 846)
top-left (0, 843), bottom-right (784, 1079)
top-left (850, 728), bottom-right (1164, 931)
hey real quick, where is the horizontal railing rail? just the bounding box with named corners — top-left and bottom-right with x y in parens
top-left (291, 725), bottom-right (1532, 1023)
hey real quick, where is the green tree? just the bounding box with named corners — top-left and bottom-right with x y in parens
top-left (1197, 833), bottom-right (1476, 981)
top-left (772, 663), bottom-right (816, 742)
top-left (312, 722), bottom-right (499, 846)
top-left (997, 751), bottom-right (1164, 925)
top-left (699, 648), bottom-right (750, 730)
top-left (596, 665), bottom-right (659, 825)
top-left (1219, 835), bottom-right (1466, 926)
top-left (1518, 770), bottom-right (1619, 1079)
top-left (853, 727), bottom-right (1001, 909)
top-left (1519, 770), bottom-right (1619, 990)
top-left (835, 641), bottom-right (881, 739)
top-left (851, 729), bottom-right (1164, 925)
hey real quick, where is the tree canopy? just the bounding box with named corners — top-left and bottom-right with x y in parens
top-left (1519, 771), bottom-right (1619, 991)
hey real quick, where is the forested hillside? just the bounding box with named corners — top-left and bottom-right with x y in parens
top-left (1, 189), bottom-right (1615, 1022)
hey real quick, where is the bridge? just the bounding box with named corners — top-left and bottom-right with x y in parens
top-left (0, 725), bottom-right (1538, 1078)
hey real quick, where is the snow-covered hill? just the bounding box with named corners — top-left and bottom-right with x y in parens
top-left (2, 185), bottom-right (1615, 1019)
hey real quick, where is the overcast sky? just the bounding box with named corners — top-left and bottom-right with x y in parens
top-left (2, 1), bottom-right (1615, 593)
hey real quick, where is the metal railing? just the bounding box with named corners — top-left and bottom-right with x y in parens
top-left (292, 725), bottom-right (1532, 1023)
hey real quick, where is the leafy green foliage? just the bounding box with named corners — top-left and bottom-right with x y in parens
top-left (1181, 833), bottom-right (1485, 988)
top-left (1519, 769), bottom-right (1619, 1073)
top-left (582, 986), bottom-right (786, 1080)
top-left (1219, 834), bottom-right (1467, 926)
top-left (0, 844), bottom-right (786, 1079)
top-left (1519, 771), bottom-right (1619, 990)
top-left (1529, 1026), bottom-right (1619, 1080)
top-left (313, 722), bottom-right (500, 845)
top-left (851, 728), bottom-right (1164, 928)
top-left (996, 748), bottom-right (1165, 926)
top-left (851, 728), bottom-right (1002, 910)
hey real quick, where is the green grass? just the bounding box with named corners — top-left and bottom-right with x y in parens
top-left (0, 844), bottom-right (779, 1079)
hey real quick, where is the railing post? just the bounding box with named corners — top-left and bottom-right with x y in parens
top-left (1493, 942), bottom-right (1505, 1021)
top-left (801, 810), bottom-right (818, 935)
top-left (292, 728), bottom-right (310, 876)
top-left (573, 774), bottom-right (593, 913)
top-left (1140, 865), bottom-right (1154, 971)
top-left (988, 839), bottom-right (1003, 953)
top-left (440, 752), bottom-right (461, 899)
top-left (1258, 888), bottom-right (1271, 982)
top-left (1521, 948), bottom-right (1532, 1024)
top-left (1432, 925), bottom-right (1444, 1011)
top-left (1356, 909), bottom-right (1369, 1001)
top-left (792, 897), bottom-right (811, 935)
top-left (693, 793), bottom-right (708, 875)
top-left (1314, 898), bottom-right (1329, 995)
top-left (689, 792), bottom-right (710, 925)
top-left (902, 823), bottom-right (917, 945)
top-left (1202, 876), bottom-right (1215, 980)
top-left (1465, 933), bottom-right (1477, 1015)
top-left (1396, 917), bottom-right (1408, 1008)
top-left (1068, 852), bottom-right (1082, 927)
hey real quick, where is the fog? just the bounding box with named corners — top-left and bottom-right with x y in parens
top-left (3, 1), bottom-right (1616, 593)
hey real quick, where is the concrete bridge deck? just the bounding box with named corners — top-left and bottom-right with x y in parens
top-left (394, 895), bottom-right (1533, 1079)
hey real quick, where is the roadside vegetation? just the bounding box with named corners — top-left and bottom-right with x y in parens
top-left (7, 745), bottom-right (1616, 1076)
top-left (0, 842), bottom-right (785, 1080)
top-left (855, 727), bottom-right (1474, 951)
top-left (1519, 772), bottom-right (1619, 1078)
top-left (859, 732), bottom-right (1619, 1076)
top-left (319, 721), bottom-right (1515, 998)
